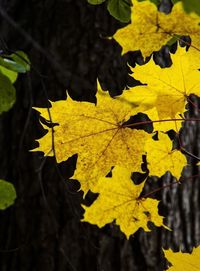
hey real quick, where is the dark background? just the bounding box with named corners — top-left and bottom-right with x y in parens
top-left (0, 0), bottom-right (200, 270)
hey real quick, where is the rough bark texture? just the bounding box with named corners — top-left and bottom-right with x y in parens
top-left (0, 0), bottom-right (199, 271)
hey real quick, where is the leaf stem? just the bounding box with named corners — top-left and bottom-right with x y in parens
top-left (122, 117), bottom-right (200, 128)
top-left (141, 174), bottom-right (200, 199)
top-left (181, 147), bottom-right (200, 161)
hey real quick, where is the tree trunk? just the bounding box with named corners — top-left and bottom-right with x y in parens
top-left (0, 0), bottom-right (199, 270)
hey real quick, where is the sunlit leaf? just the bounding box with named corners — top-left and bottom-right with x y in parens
top-left (113, 0), bottom-right (200, 58)
top-left (164, 247), bottom-right (200, 270)
top-left (33, 86), bottom-right (152, 194)
top-left (130, 46), bottom-right (200, 122)
top-left (145, 132), bottom-right (187, 179)
top-left (82, 166), bottom-right (169, 238)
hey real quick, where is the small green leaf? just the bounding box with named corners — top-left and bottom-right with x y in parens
top-left (11, 51), bottom-right (31, 72)
top-left (0, 51), bottom-right (30, 73)
top-left (0, 72), bottom-right (16, 114)
top-left (0, 179), bottom-right (16, 210)
top-left (107, 0), bottom-right (131, 23)
top-left (137, 0), bottom-right (160, 5)
top-left (182, 0), bottom-right (200, 16)
top-left (87, 0), bottom-right (106, 4)
top-left (0, 66), bottom-right (18, 83)
top-left (166, 35), bottom-right (180, 46)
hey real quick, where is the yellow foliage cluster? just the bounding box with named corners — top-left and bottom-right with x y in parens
top-left (114, 0), bottom-right (200, 58)
top-left (32, 3), bottom-right (200, 264)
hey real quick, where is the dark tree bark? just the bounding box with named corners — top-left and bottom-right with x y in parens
top-left (0, 0), bottom-right (199, 270)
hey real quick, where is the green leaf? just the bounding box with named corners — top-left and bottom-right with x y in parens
top-left (11, 51), bottom-right (31, 72)
top-left (0, 66), bottom-right (18, 83)
top-left (87, 0), bottom-right (106, 4)
top-left (107, 0), bottom-right (131, 23)
top-left (172, 0), bottom-right (200, 16)
top-left (0, 179), bottom-right (16, 210)
top-left (137, 0), bottom-right (160, 5)
top-left (0, 72), bottom-right (16, 114)
top-left (166, 35), bottom-right (181, 46)
top-left (0, 51), bottom-right (30, 73)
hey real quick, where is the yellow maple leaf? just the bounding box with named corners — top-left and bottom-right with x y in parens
top-left (164, 247), bottom-right (200, 270)
top-left (82, 166), bottom-right (168, 238)
top-left (144, 107), bottom-right (183, 132)
top-left (130, 46), bottom-right (200, 121)
top-left (188, 39), bottom-right (200, 69)
top-left (145, 132), bottom-right (187, 180)
top-left (33, 87), bottom-right (151, 194)
top-left (117, 92), bottom-right (183, 132)
top-left (113, 0), bottom-right (200, 58)
top-left (115, 85), bottom-right (157, 112)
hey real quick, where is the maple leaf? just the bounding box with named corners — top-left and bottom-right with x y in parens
top-left (129, 46), bottom-right (200, 123)
top-left (114, 87), bottom-right (183, 132)
top-left (144, 107), bottom-right (183, 132)
top-left (117, 90), bottom-right (183, 133)
top-left (145, 133), bottom-right (187, 180)
top-left (164, 247), bottom-right (200, 270)
top-left (113, 0), bottom-right (200, 58)
top-left (33, 87), bottom-right (151, 194)
top-left (188, 40), bottom-right (200, 69)
top-left (82, 166), bottom-right (168, 238)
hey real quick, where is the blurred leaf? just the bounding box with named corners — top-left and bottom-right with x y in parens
top-left (107, 0), bottom-right (131, 22)
top-left (137, 0), bottom-right (160, 5)
top-left (0, 72), bottom-right (16, 114)
top-left (0, 179), bottom-right (16, 210)
top-left (0, 66), bottom-right (18, 83)
top-left (11, 51), bottom-right (31, 72)
top-left (0, 51), bottom-right (30, 73)
top-left (166, 35), bottom-right (180, 46)
top-left (87, 0), bottom-right (106, 4)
